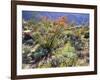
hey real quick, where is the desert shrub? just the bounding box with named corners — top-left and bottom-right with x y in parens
top-left (22, 46), bottom-right (32, 64)
top-left (84, 31), bottom-right (89, 39)
top-left (22, 46), bottom-right (31, 54)
top-left (38, 58), bottom-right (52, 68)
top-left (52, 41), bottom-right (78, 67)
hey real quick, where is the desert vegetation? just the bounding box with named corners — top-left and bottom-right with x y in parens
top-left (22, 12), bottom-right (89, 69)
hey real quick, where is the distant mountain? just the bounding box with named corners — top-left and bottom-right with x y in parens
top-left (22, 11), bottom-right (89, 26)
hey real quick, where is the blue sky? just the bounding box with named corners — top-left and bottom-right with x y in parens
top-left (22, 11), bottom-right (89, 25)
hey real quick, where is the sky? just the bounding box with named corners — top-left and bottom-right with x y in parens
top-left (22, 11), bottom-right (89, 25)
